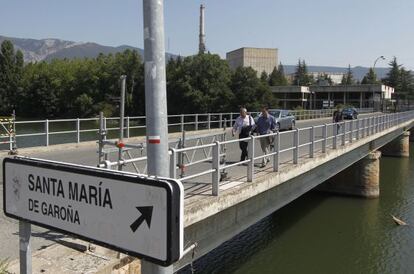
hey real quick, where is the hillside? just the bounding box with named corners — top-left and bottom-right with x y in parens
top-left (0, 35), bottom-right (172, 62)
top-left (0, 35), bottom-right (389, 80)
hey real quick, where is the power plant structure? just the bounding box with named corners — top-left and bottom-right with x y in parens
top-left (199, 4), bottom-right (206, 54)
top-left (226, 47), bottom-right (279, 76)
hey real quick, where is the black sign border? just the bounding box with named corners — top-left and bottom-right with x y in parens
top-left (3, 157), bottom-right (182, 266)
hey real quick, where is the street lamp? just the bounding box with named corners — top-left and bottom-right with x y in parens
top-left (373, 55), bottom-right (385, 70)
top-left (373, 56), bottom-right (386, 111)
top-left (372, 55), bottom-right (385, 69)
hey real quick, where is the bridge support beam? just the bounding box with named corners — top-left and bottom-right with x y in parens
top-left (318, 151), bottom-right (381, 198)
top-left (410, 129), bottom-right (414, 142)
top-left (381, 131), bottom-right (410, 157)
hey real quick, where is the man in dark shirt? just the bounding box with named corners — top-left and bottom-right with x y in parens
top-left (255, 106), bottom-right (276, 167)
top-left (333, 107), bottom-right (343, 133)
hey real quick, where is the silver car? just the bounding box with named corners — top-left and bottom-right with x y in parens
top-left (268, 109), bottom-right (296, 131)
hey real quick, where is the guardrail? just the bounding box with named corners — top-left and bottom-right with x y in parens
top-left (98, 129), bottom-right (227, 177)
top-left (0, 108), bottom-right (373, 150)
top-left (167, 110), bottom-right (414, 196)
top-left (0, 114), bottom-right (17, 153)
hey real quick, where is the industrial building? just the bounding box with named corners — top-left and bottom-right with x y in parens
top-left (226, 47), bottom-right (278, 76)
top-left (272, 84), bottom-right (394, 110)
top-left (310, 84), bottom-right (394, 110)
top-left (271, 86), bottom-right (311, 109)
top-left (198, 4), bottom-right (206, 54)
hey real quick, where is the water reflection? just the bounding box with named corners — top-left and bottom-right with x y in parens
top-left (180, 147), bottom-right (414, 274)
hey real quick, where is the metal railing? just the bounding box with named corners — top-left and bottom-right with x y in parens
top-left (166, 111), bottom-right (414, 196)
top-left (7, 113), bottom-right (238, 149)
top-left (0, 108), bottom-right (373, 150)
top-left (98, 129), bottom-right (227, 177)
top-left (0, 114), bottom-right (17, 153)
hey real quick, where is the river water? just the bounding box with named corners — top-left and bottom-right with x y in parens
top-left (181, 146), bottom-right (414, 274)
top-left (0, 118), bottom-right (206, 150)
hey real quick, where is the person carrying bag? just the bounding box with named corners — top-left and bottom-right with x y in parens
top-left (232, 107), bottom-right (255, 161)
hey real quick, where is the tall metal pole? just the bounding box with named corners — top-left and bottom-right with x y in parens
top-left (373, 56), bottom-right (385, 112)
top-left (373, 55), bottom-right (385, 71)
top-left (11, 109), bottom-right (17, 153)
top-left (118, 75), bottom-right (126, 171)
top-left (98, 112), bottom-right (106, 165)
top-left (142, 1), bottom-right (173, 273)
top-left (19, 220), bottom-right (31, 274)
top-left (119, 75), bottom-right (127, 141)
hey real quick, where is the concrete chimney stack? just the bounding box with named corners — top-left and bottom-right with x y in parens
top-left (199, 4), bottom-right (206, 54)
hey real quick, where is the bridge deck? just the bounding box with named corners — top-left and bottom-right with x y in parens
top-left (1, 111), bottom-right (409, 262)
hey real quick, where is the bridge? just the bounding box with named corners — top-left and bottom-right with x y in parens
top-left (1, 109), bottom-right (414, 273)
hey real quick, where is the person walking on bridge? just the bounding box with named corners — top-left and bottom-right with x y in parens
top-left (255, 106), bottom-right (276, 168)
top-left (333, 107), bottom-right (343, 134)
top-left (232, 107), bottom-right (255, 161)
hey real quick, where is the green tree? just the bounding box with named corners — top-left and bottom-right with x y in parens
top-left (341, 65), bottom-right (355, 85)
top-left (167, 53), bottom-right (233, 114)
top-left (260, 71), bottom-right (269, 83)
top-left (0, 40), bottom-right (24, 114)
top-left (316, 73), bottom-right (333, 86)
top-left (73, 93), bottom-right (94, 117)
top-left (231, 67), bottom-right (277, 111)
top-left (382, 57), bottom-right (401, 88)
top-left (382, 57), bottom-right (414, 106)
top-left (0, 40), bottom-right (292, 118)
top-left (269, 63), bottom-right (288, 86)
top-left (382, 57), bottom-right (402, 105)
top-left (293, 59), bottom-right (313, 86)
top-left (361, 68), bottom-right (378, 84)
top-left (20, 62), bottom-right (59, 117)
top-left (398, 67), bottom-right (414, 100)
top-left (113, 49), bottom-right (145, 115)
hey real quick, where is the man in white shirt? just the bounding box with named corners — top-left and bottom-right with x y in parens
top-left (232, 107), bottom-right (255, 161)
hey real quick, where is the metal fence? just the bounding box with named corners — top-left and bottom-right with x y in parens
top-left (0, 114), bottom-right (17, 152)
top-left (95, 110), bottom-right (412, 197)
top-left (0, 108), bottom-right (373, 150)
top-left (98, 130), bottom-right (228, 177)
top-left (166, 110), bottom-right (414, 196)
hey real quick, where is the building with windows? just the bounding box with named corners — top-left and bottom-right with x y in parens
top-left (226, 47), bottom-right (278, 76)
top-left (271, 84), bottom-right (394, 110)
top-left (271, 86), bottom-right (311, 109)
top-left (310, 84), bottom-right (394, 110)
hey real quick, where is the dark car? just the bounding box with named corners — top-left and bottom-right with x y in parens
top-left (342, 108), bottom-right (358, 120)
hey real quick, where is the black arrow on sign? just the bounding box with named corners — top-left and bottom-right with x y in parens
top-left (130, 206), bottom-right (153, 233)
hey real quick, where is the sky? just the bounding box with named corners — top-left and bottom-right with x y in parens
top-left (1, 0), bottom-right (414, 69)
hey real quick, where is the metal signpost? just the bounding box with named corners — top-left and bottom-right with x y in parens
top-left (3, 157), bottom-right (184, 273)
top-left (143, 0), bottom-right (172, 273)
top-left (118, 75), bottom-right (127, 171)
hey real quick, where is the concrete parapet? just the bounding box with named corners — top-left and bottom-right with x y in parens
top-left (381, 131), bottom-right (410, 157)
top-left (318, 151), bottom-right (381, 198)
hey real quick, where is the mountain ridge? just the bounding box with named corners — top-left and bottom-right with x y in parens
top-left (0, 35), bottom-right (389, 80)
top-left (0, 35), bottom-right (166, 62)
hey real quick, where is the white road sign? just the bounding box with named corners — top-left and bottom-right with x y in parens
top-left (3, 157), bottom-right (184, 265)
